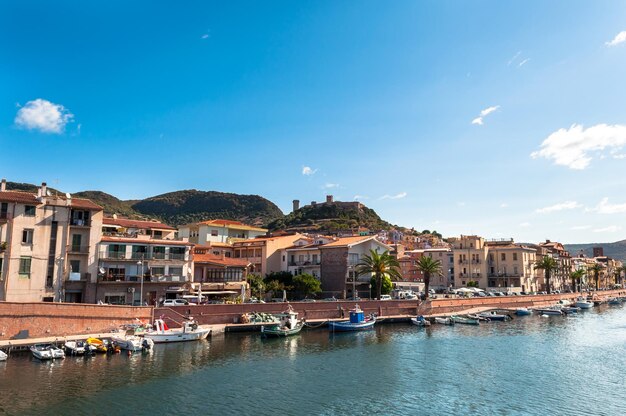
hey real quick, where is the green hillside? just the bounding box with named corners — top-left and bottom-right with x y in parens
top-left (565, 240), bottom-right (626, 261)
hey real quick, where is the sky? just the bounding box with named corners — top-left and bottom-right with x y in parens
top-left (1, 1), bottom-right (626, 244)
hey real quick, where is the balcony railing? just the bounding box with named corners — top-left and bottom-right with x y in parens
top-left (103, 252), bottom-right (128, 260)
top-left (99, 274), bottom-right (185, 283)
top-left (100, 252), bottom-right (188, 261)
top-left (70, 218), bottom-right (91, 227)
top-left (289, 261), bottom-right (321, 266)
top-left (69, 245), bottom-right (90, 254)
top-left (66, 272), bottom-right (91, 281)
top-left (488, 273), bottom-right (521, 278)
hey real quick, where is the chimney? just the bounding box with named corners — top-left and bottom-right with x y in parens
top-left (0, 178), bottom-right (5, 192)
top-left (113, 213), bottom-right (118, 219)
top-left (292, 199), bottom-right (300, 212)
top-left (326, 195), bottom-right (334, 203)
top-left (40, 182), bottom-right (47, 197)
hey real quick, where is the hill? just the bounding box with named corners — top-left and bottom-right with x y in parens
top-left (268, 201), bottom-right (392, 233)
top-left (565, 239), bottom-right (626, 261)
top-left (72, 191), bottom-right (140, 219)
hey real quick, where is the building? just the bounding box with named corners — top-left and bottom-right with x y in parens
top-left (232, 234), bottom-right (303, 276)
top-left (96, 218), bottom-right (193, 305)
top-left (0, 181), bottom-right (103, 302)
top-left (178, 219), bottom-right (267, 245)
top-left (281, 235), bottom-right (335, 279)
top-left (319, 235), bottom-right (390, 298)
top-left (190, 245), bottom-right (251, 302)
top-left (538, 240), bottom-right (572, 292)
top-left (451, 235), bottom-right (539, 292)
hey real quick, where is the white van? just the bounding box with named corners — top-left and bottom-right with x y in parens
top-left (380, 295), bottom-right (392, 301)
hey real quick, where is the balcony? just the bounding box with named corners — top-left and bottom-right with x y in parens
top-left (68, 245), bottom-right (90, 254)
top-left (0, 212), bottom-right (11, 222)
top-left (66, 272), bottom-right (91, 281)
top-left (70, 218), bottom-right (91, 227)
top-left (288, 261), bottom-right (321, 267)
top-left (98, 274), bottom-right (185, 283)
top-left (102, 251), bottom-right (128, 260)
top-left (100, 251), bottom-right (188, 261)
top-left (488, 273), bottom-right (521, 278)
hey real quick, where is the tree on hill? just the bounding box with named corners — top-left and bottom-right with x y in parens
top-left (416, 256), bottom-right (442, 300)
top-left (356, 250), bottom-right (402, 300)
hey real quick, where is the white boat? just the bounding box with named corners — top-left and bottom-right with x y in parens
top-left (144, 319), bottom-right (211, 343)
top-left (0, 350), bottom-right (7, 361)
top-left (112, 330), bottom-right (154, 352)
top-left (575, 298), bottom-right (594, 309)
top-left (411, 316), bottom-right (431, 327)
top-left (30, 344), bottom-right (65, 360)
top-left (64, 340), bottom-right (87, 355)
top-left (434, 317), bottom-right (453, 325)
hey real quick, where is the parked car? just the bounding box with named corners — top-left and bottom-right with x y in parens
top-left (301, 298), bottom-right (317, 302)
top-left (162, 299), bottom-right (189, 306)
top-left (380, 295), bottom-right (392, 301)
top-left (322, 297), bottom-right (338, 302)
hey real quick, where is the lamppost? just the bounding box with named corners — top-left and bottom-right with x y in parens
top-left (136, 256), bottom-right (144, 306)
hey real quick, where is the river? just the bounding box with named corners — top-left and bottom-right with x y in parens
top-left (1, 305), bottom-right (626, 416)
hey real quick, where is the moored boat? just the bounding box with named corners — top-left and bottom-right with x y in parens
top-left (478, 311), bottom-right (512, 321)
top-left (30, 344), bottom-right (65, 360)
top-left (575, 298), bottom-right (594, 309)
top-left (0, 350), bottom-right (7, 361)
top-left (112, 330), bottom-right (154, 352)
top-left (261, 307), bottom-right (304, 337)
top-left (411, 316), bottom-right (431, 327)
top-left (535, 308), bottom-right (563, 316)
top-left (145, 318), bottom-right (212, 343)
top-left (450, 315), bottom-right (480, 325)
top-left (434, 317), bottom-right (453, 325)
top-left (64, 340), bottom-right (87, 355)
top-left (608, 298), bottom-right (622, 306)
top-left (561, 306), bottom-right (580, 314)
top-left (328, 305), bottom-right (376, 332)
top-left (515, 308), bottom-right (532, 316)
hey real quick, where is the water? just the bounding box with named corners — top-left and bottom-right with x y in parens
top-left (2, 307), bottom-right (626, 416)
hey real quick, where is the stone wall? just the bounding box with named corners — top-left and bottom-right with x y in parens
top-left (0, 302), bottom-right (152, 340)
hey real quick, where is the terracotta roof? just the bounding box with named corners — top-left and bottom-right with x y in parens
top-left (193, 252), bottom-right (251, 267)
top-left (0, 191), bottom-right (40, 204)
top-left (196, 219), bottom-right (267, 232)
top-left (103, 217), bottom-right (176, 230)
top-left (321, 236), bottom-right (383, 248)
top-left (100, 236), bottom-right (192, 246)
top-left (71, 198), bottom-right (103, 210)
top-left (285, 243), bottom-right (322, 251)
top-left (194, 243), bottom-right (233, 248)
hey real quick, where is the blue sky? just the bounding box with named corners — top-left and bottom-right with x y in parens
top-left (1, 1), bottom-right (626, 244)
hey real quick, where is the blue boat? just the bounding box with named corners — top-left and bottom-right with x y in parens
top-left (515, 308), bottom-right (532, 316)
top-left (328, 305), bottom-right (376, 332)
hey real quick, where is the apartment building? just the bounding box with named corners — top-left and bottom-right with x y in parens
top-left (281, 235), bottom-right (334, 279)
top-left (0, 181), bottom-right (103, 302)
top-left (538, 240), bottom-right (572, 292)
top-left (178, 219), bottom-right (267, 245)
top-left (232, 234), bottom-right (303, 276)
top-left (191, 245), bottom-right (251, 302)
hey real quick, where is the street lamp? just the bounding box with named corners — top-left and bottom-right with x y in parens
top-left (136, 257), bottom-right (144, 306)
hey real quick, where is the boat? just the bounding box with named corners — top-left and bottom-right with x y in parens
top-left (64, 340), bottom-right (87, 355)
top-left (561, 306), bottom-right (580, 314)
top-left (111, 330), bottom-right (154, 352)
top-left (535, 308), bottom-right (563, 316)
top-left (30, 344), bottom-right (65, 360)
top-left (608, 298), bottom-right (622, 306)
top-left (575, 298), bottom-right (594, 309)
top-left (145, 318), bottom-right (212, 343)
top-left (86, 337), bottom-right (119, 353)
top-left (450, 315), bottom-right (480, 325)
top-left (434, 317), bottom-right (453, 325)
top-left (0, 350), bottom-right (7, 361)
top-left (478, 311), bottom-right (511, 321)
top-left (515, 308), bottom-right (532, 316)
top-left (411, 316), bottom-right (432, 327)
top-left (328, 305), bottom-right (376, 332)
top-left (261, 308), bottom-right (304, 337)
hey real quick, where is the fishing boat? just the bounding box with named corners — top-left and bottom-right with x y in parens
top-left (434, 317), bottom-right (453, 325)
top-left (575, 298), bottom-right (594, 309)
top-left (478, 311), bottom-right (511, 321)
top-left (64, 340), bottom-right (87, 355)
top-left (111, 330), bottom-right (154, 352)
top-left (30, 344), bottom-right (65, 360)
top-left (328, 305), bottom-right (376, 332)
top-left (411, 316), bottom-right (431, 327)
top-left (535, 308), bottom-right (563, 316)
top-left (0, 350), bottom-right (7, 361)
top-left (145, 318), bottom-right (212, 343)
top-left (515, 308), bottom-right (532, 316)
top-left (450, 315), bottom-right (480, 325)
top-left (261, 307), bottom-right (304, 337)
top-left (608, 298), bottom-right (622, 306)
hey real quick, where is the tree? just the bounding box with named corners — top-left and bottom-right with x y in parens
top-left (247, 274), bottom-right (265, 299)
top-left (534, 256), bottom-right (558, 294)
top-left (588, 263), bottom-right (604, 290)
top-left (356, 250), bottom-right (402, 300)
top-left (415, 256), bottom-right (442, 300)
top-left (264, 271), bottom-right (293, 288)
top-left (265, 280), bottom-right (286, 297)
top-left (467, 280), bottom-right (479, 288)
top-left (570, 269), bottom-right (585, 293)
top-left (292, 274), bottom-right (322, 299)
top-left (370, 275), bottom-right (393, 297)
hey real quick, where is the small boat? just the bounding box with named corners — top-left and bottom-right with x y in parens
top-left (575, 298), bottom-right (594, 309)
top-left (64, 340), bottom-right (87, 355)
top-left (535, 308), bottom-right (563, 316)
top-left (411, 316), bottom-right (431, 327)
top-left (515, 308), bottom-right (532, 316)
top-left (30, 344), bottom-right (65, 360)
top-left (261, 307), bottom-right (304, 337)
top-left (328, 305), bottom-right (376, 332)
top-left (561, 306), bottom-right (580, 314)
top-left (86, 337), bottom-right (108, 353)
top-left (478, 311), bottom-right (511, 321)
top-left (450, 315), bottom-right (480, 325)
top-left (112, 330), bottom-right (154, 352)
top-left (434, 317), bottom-right (453, 325)
top-left (145, 318), bottom-right (212, 343)
top-left (0, 350), bottom-right (7, 361)
top-left (608, 298), bottom-right (622, 306)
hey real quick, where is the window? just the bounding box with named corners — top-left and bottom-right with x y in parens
top-left (514, 266), bottom-right (518, 275)
top-left (169, 267), bottom-right (183, 277)
top-left (70, 260), bottom-right (80, 273)
top-left (22, 229), bottom-right (34, 244)
top-left (211, 229), bottom-right (219, 237)
top-left (513, 253), bottom-right (518, 261)
top-left (71, 234), bottom-right (82, 251)
top-left (151, 267), bottom-right (165, 277)
top-left (501, 253), bottom-right (506, 261)
top-left (24, 205), bottom-right (36, 217)
top-left (19, 257), bottom-right (32, 276)
top-left (225, 252), bottom-right (231, 258)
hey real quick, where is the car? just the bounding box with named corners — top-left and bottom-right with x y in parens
top-left (486, 292), bottom-right (495, 297)
top-left (162, 299), bottom-right (189, 306)
top-left (322, 297), bottom-right (338, 302)
top-left (301, 298), bottom-right (317, 302)
top-left (476, 291), bottom-right (486, 297)
top-left (348, 296), bottom-right (362, 301)
top-left (380, 295), bottom-right (392, 301)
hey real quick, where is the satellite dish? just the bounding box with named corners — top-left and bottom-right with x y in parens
top-left (46, 190), bottom-right (51, 196)
top-left (65, 192), bottom-right (72, 199)
top-left (99, 267), bottom-right (106, 274)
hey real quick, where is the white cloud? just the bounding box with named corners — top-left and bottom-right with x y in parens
top-left (570, 225), bottom-right (591, 230)
top-left (380, 192), bottom-right (407, 200)
top-left (201, 34), bottom-right (209, 39)
top-left (593, 225), bottom-right (621, 233)
top-left (606, 31), bottom-right (626, 47)
top-left (508, 51), bottom-right (521, 66)
top-left (519, 222), bottom-right (531, 228)
top-left (457, 201), bottom-right (466, 207)
top-left (302, 166), bottom-right (317, 176)
top-left (587, 197), bottom-right (626, 214)
top-left (14, 98), bottom-right (73, 134)
top-left (531, 123), bottom-right (626, 169)
top-left (353, 195), bottom-right (368, 201)
top-left (518, 58), bottom-right (530, 67)
top-left (500, 203), bottom-right (509, 208)
top-left (323, 183), bottom-right (339, 189)
top-left (471, 105), bottom-right (499, 126)
top-left (536, 201), bottom-right (581, 214)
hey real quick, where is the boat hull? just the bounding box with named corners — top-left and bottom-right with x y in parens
top-left (515, 309), bottom-right (532, 316)
top-left (535, 309), bottom-right (563, 316)
top-left (261, 324), bottom-right (304, 337)
top-left (328, 319), bottom-right (376, 332)
top-left (411, 317), bottom-right (431, 327)
top-left (575, 302), bottom-right (593, 309)
top-left (434, 317), bottom-right (453, 325)
top-left (0, 350), bottom-right (7, 361)
top-left (451, 316), bottom-right (480, 325)
top-left (144, 329), bottom-right (211, 343)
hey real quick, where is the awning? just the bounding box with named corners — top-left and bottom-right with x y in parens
top-left (192, 290), bottom-right (238, 295)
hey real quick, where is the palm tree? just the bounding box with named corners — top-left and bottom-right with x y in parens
top-left (356, 250), bottom-right (402, 300)
top-left (588, 263), bottom-right (604, 290)
top-left (534, 256), bottom-right (558, 294)
top-left (570, 269), bottom-right (585, 293)
top-left (415, 256), bottom-right (442, 300)
top-left (620, 266), bottom-right (626, 288)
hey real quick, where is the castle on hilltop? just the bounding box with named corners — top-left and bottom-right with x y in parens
top-left (291, 195), bottom-right (362, 213)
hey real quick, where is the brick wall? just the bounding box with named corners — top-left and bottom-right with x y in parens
top-left (0, 302), bottom-right (152, 340)
top-left (320, 247), bottom-right (348, 295)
